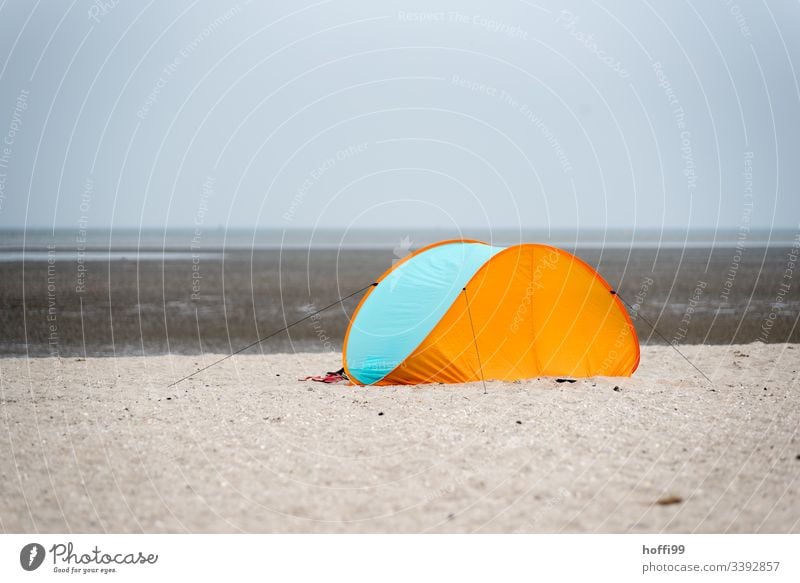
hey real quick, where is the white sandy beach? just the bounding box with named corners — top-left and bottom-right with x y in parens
top-left (1, 344), bottom-right (798, 533)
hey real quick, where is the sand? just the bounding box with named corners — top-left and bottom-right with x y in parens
top-left (1, 343), bottom-right (798, 533)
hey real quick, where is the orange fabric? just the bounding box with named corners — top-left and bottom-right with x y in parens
top-left (376, 244), bottom-right (638, 384)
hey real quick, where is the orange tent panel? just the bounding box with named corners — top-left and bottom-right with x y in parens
top-left (376, 244), bottom-right (638, 384)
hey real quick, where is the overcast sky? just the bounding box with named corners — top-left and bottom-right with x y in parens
top-left (0, 0), bottom-right (798, 233)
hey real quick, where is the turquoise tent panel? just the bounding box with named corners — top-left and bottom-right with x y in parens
top-left (346, 241), bottom-right (503, 384)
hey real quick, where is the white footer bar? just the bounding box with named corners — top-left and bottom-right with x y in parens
top-left (1, 534), bottom-right (797, 582)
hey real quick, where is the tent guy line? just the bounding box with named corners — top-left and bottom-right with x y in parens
top-left (462, 287), bottom-right (488, 395)
top-left (166, 282), bottom-right (376, 388)
top-left (611, 290), bottom-right (713, 384)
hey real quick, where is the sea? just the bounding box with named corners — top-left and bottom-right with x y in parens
top-left (1, 228), bottom-right (797, 356)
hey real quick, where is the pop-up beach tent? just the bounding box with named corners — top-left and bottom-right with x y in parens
top-left (343, 239), bottom-right (639, 385)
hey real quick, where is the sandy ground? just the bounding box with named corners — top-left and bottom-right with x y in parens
top-left (1, 344), bottom-right (798, 533)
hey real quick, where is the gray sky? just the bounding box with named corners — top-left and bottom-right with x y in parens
top-left (0, 0), bottom-right (798, 232)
